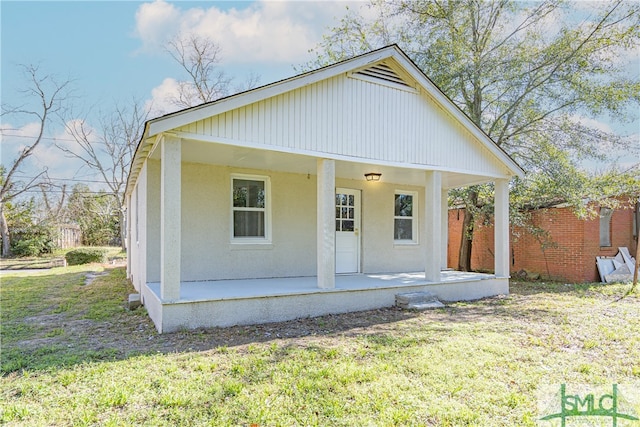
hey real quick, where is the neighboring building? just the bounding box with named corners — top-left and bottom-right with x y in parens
top-left (125, 45), bottom-right (524, 333)
top-left (448, 199), bottom-right (639, 283)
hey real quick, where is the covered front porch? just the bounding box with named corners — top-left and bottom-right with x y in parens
top-left (143, 270), bottom-right (508, 333)
top-left (139, 135), bottom-right (514, 333)
top-left (156, 135), bottom-right (512, 288)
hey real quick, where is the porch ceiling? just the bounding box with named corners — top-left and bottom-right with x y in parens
top-left (154, 137), bottom-right (498, 189)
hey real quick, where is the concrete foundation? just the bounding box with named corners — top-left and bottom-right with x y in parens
top-left (141, 272), bottom-right (508, 333)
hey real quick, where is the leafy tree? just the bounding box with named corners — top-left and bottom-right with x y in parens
top-left (306, 0), bottom-right (640, 270)
top-left (63, 184), bottom-right (120, 247)
top-left (3, 198), bottom-right (56, 257)
top-left (0, 65), bottom-right (70, 256)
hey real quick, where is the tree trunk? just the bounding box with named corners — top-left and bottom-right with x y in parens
top-left (458, 190), bottom-right (479, 272)
top-left (0, 203), bottom-right (11, 257)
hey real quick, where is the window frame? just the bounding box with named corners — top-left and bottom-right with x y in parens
top-left (599, 207), bottom-right (613, 248)
top-left (230, 173), bottom-right (272, 244)
top-left (394, 190), bottom-right (418, 245)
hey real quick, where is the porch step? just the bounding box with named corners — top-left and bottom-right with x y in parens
top-left (395, 291), bottom-right (444, 310)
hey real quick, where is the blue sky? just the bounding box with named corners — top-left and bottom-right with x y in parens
top-left (1, 0), bottom-right (357, 185)
top-left (1, 1), bottom-right (638, 189)
top-left (1, 1), bottom-right (347, 113)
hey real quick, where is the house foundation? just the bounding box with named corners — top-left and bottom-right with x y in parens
top-left (142, 272), bottom-right (508, 333)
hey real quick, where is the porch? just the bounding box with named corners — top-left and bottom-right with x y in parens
top-left (143, 271), bottom-right (508, 333)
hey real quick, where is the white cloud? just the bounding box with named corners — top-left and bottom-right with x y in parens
top-left (134, 0), bottom-right (182, 54)
top-left (570, 115), bottom-right (613, 134)
top-left (145, 77), bottom-right (182, 115)
top-left (134, 0), bottom-right (361, 63)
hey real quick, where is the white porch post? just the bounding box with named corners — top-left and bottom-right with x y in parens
top-left (160, 134), bottom-right (181, 301)
top-left (494, 178), bottom-right (510, 278)
top-left (317, 158), bottom-right (335, 289)
top-left (441, 189), bottom-right (449, 270)
top-left (425, 170), bottom-right (442, 282)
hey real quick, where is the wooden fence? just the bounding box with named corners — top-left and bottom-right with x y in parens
top-left (56, 225), bottom-right (82, 249)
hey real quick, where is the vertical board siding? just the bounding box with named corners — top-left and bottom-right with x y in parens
top-left (177, 75), bottom-right (505, 175)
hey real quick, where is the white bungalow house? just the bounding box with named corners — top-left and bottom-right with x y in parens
top-left (125, 45), bottom-right (524, 333)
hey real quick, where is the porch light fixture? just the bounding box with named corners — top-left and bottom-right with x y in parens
top-left (364, 172), bottom-right (382, 182)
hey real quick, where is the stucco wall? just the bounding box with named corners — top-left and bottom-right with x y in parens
top-left (177, 163), bottom-right (317, 281)
top-left (356, 179), bottom-right (426, 273)
top-left (139, 161), bottom-right (433, 282)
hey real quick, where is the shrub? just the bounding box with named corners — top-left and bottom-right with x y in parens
top-left (10, 225), bottom-right (56, 257)
top-left (65, 248), bottom-right (107, 266)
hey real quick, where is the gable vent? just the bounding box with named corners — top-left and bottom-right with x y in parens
top-left (354, 63), bottom-right (413, 88)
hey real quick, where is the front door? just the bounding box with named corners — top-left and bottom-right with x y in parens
top-left (335, 188), bottom-right (361, 274)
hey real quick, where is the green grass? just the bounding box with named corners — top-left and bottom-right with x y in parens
top-left (1, 266), bottom-right (639, 426)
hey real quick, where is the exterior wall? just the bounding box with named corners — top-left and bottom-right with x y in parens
top-left (179, 163), bottom-right (317, 281)
top-left (128, 162), bottom-right (146, 292)
top-left (448, 202), bottom-right (638, 283)
top-left (139, 160), bottom-right (436, 283)
top-left (583, 204), bottom-right (637, 279)
top-left (339, 178), bottom-right (426, 273)
top-left (128, 159), bottom-right (162, 291)
top-left (177, 74), bottom-right (508, 178)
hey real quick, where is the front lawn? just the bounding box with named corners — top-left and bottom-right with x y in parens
top-left (1, 266), bottom-right (638, 426)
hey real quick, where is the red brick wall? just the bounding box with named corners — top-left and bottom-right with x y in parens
top-left (448, 200), bottom-right (638, 283)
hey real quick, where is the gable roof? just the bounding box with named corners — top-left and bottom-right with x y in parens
top-left (126, 45), bottom-right (524, 196)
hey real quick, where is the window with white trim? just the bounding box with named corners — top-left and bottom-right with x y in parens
top-left (231, 174), bottom-right (271, 242)
top-left (394, 191), bottom-right (417, 243)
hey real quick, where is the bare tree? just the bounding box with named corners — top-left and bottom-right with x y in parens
top-left (0, 65), bottom-right (70, 257)
top-left (39, 182), bottom-right (68, 221)
top-left (59, 100), bottom-right (150, 250)
top-left (165, 33), bottom-right (260, 109)
top-left (165, 33), bottom-right (233, 108)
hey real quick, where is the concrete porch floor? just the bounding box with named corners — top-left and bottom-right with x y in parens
top-left (147, 271), bottom-right (497, 303)
top-left (142, 271), bottom-right (508, 333)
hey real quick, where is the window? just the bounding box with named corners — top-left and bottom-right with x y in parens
top-left (599, 207), bottom-right (613, 247)
top-left (394, 191), bottom-right (417, 243)
top-left (231, 175), bottom-right (270, 242)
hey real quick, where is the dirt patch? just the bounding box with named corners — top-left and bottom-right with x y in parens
top-left (84, 271), bottom-right (108, 285)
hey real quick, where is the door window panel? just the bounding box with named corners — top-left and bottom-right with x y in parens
top-left (336, 192), bottom-right (356, 232)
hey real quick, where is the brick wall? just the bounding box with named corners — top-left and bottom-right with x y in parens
top-left (448, 200), bottom-right (638, 283)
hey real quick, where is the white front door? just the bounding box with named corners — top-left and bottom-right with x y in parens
top-left (335, 188), bottom-right (361, 274)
